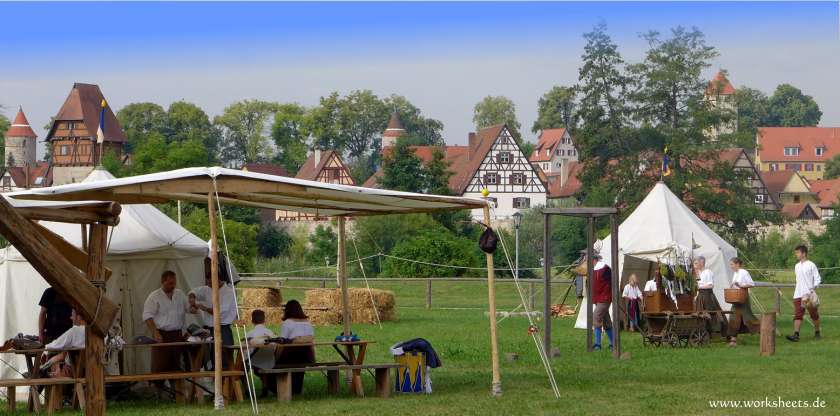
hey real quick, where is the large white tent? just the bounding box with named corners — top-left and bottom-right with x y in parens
top-left (575, 182), bottom-right (738, 329)
top-left (1, 168), bottom-right (208, 379)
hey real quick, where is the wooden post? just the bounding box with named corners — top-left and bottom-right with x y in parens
top-left (85, 224), bottom-right (108, 416)
top-left (543, 214), bottom-right (552, 355)
top-left (760, 312), bottom-right (776, 356)
top-left (610, 214), bottom-right (621, 359)
top-left (338, 217), bottom-right (350, 336)
top-left (775, 287), bottom-right (781, 313)
top-left (529, 282), bottom-right (536, 310)
top-left (208, 193), bottom-right (224, 410)
top-left (321, 279), bottom-right (326, 288)
top-left (586, 216), bottom-right (595, 352)
top-left (426, 279), bottom-right (433, 309)
top-left (483, 205), bottom-right (502, 396)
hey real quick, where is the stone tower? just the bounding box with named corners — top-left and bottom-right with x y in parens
top-left (4, 107), bottom-right (38, 167)
top-left (705, 71), bottom-right (737, 139)
top-left (381, 111), bottom-right (406, 148)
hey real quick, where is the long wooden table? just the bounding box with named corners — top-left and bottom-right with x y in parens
top-left (224, 340), bottom-right (374, 397)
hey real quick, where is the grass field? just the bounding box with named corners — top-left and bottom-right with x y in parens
top-left (4, 280), bottom-right (839, 415)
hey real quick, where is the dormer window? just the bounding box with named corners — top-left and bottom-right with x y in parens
top-left (784, 147), bottom-right (800, 156)
top-left (497, 152), bottom-right (512, 164)
top-left (816, 147), bottom-right (825, 156)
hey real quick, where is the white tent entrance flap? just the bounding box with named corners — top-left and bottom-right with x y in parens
top-left (574, 182), bottom-right (737, 329)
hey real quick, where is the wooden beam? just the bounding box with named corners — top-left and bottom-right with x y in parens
top-left (484, 205), bottom-right (502, 397)
top-left (16, 205), bottom-right (121, 226)
top-left (85, 224), bottom-right (108, 416)
top-left (32, 222), bottom-right (113, 281)
top-left (0, 192), bottom-right (118, 337)
top-left (337, 217), bottom-right (350, 336)
top-left (610, 214), bottom-right (621, 359)
top-left (208, 192), bottom-right (224, 410)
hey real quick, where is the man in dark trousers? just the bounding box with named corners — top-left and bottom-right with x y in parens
top-left (38, 287), bottom-right (74, 345)
top-left (590, 253), bottom-right (614, 351)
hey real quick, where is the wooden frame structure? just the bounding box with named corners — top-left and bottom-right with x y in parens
top-left (7, 166), bottom-right (506, 411)
top-left (541, 207), bottom-right (622, 359)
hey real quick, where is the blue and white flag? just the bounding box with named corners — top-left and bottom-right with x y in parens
top-left (96, 99), bottom-right (107, 144)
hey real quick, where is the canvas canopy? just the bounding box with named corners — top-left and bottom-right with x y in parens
top-left (575, 182), bottom-right (738, 329)
top-left (1, 168), bottom-right (208, 379)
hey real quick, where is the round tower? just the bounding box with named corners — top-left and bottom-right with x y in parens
top-left (4, 107), bottom-right (37, 167)
top-left (382, 111), bottom-right (406, 148)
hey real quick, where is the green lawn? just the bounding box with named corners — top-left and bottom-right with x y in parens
top-left (4, 280), bottom-right (839, 415)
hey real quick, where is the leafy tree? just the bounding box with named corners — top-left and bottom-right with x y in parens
top-left (307, 225), bottom-right (337, 266)
top-left (271, 103), bottom-right (309, 173)
top-left (381, 230), bottom-right (479, 277)
top-left (0, 112), bottom-right (9, 167)
top-left (116, 102), bottom-right (167, 149)
top-left (733, 87), bottom-right (770, 134)
top-left (532, 86), bottom-right (577, 133)
top-left (256, 225), bottom-right (292, 258)
top-left (741, 230), bottom-right (806, 271)
top-left (214, 100), bottom-right (278, 167)
top-left (347, 154), bottom-right (376, 186)
top-left (766, 84), bottom-right (822, 127)
top-left (809, 214), bottom-right (840, 283)
top-left (165, 101), bottom-right (220, 162)
top-left (126, 133), bottom-right (208, 176)
top-left (306, 92), bottom-right (343, 151)
top-left (383, 94), bottom-right (445, 146)
top-left (377, 139), bottom-right (426, 192)
top-left (182, 207), bottom-right (258, 272)
top-left (473, 95), bottom-right (521, 140)
top-left (824, 155), bottom-right (840, 179)
top-left (424, 148), bottom-right (453, 195)
top-left (338, 90), bottom-right (388, 159)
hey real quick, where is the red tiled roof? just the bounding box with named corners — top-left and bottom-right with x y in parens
top-left (759, 170), bottom-right (797, 197)
top-left (530, 128), bottom-right (568, 162)
top-left (706, 71), bottom-right (735, 96)
top-left (6, 108), bottom-right (37, 138)
top-left (242, 163), bottom-right (289, 177)
top-left (810, 178), bottom-right (840, 208)
top-left (757, 127), bottom-right (840, 162)
top-left (47, 83), bottom-right (125, 143)
top-left (780, 203), bottom-right (818, 220)
top-left (6, 162), bottom-right (52, 189)
top-left (547, 161), bottom-right (583, 198)
top-left (295, 150), bottom-right (354, 184)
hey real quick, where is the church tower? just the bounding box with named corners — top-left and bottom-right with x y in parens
top-left (4, 107), bottom-right (37, 167)
top-left (705, 70), bottom-right (737, 139)
top-left (381, 111), bottom-right (406, 148)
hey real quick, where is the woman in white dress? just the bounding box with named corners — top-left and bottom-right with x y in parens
top-left (728, 258), bottom-right (759, 347)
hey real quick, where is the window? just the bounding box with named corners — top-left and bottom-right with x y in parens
top-left (1, 176), bottom-right (10, 189)
top-left (816, 147), bottom-right (825, 156)
top-left (513, 197), bottom-right (530, 209)
top-left (510, 173), bottom-right (525, 185)
top-left (59, 145), bottom-right (69, 156)
top-left (546, 149), bottom-right (551, 157)
top-left (823, 208), bottom-right (835, 219)
top-left (794, 195), bottom-right (801, 203)
top-left (784, 147), bottom-right (800, 156)
top-left (485, 173), bottom-right (498, 185)
top-left (784, 163), bottom-right (801, 171)
top-left (754, 194), bottom-right (765, 204)
top-left (67, 121), bottom-right (75, 130)
top-left (497, 152), bottom-right (512, 164)
top-left (805, 164), bottom-right (814, 171)
top-left (543, 163), bottom-right (548, 171)
top-left (769, 163), bottom-right (778, 171)
top-left (817, 164), bottom-right (822, 171)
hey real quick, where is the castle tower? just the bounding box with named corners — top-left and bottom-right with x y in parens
top-left (381, 111), bottom-right (406, 148)
top-left (4, 107), bottom-right (37, 167)
top-left (705, 70), bottom-right (737, 138)
top-left (46, 83), bottom-right (126, 185)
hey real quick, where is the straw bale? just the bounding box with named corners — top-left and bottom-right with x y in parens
top-left (236, 307), bottom-right (284, 325)
top-left (242, 288), bottom-right (283, 308)
top-left (304, 288), bottom-right (395, 326)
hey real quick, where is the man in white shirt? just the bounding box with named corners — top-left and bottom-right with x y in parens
top-left (143, 270), bottom-right (190, 376)
top-left (190, 258), bottom-right (237, 368)
top-left (40, 310), bottom-right (86, 375)
top-left (787, 245), bottom-right (822, 342)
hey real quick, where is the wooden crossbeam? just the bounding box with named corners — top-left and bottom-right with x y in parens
top-left (16, 202), bottom-right (121, 226)
top-left (31, 222), bottom-right (113, 282)
top-left (0, 195), bottom-right (118, 337)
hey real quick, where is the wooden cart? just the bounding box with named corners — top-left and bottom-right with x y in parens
top-left (641, 311), bottom-right (711, 348)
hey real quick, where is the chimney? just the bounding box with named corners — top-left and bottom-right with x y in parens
top-left (560, 160), bottom-right (570, 188)
top-left (314, 149), bottom-right (321, 165)
top-left (468, 132), bottom-right (477, 160)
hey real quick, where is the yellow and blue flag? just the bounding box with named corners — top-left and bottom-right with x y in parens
top-left (96, 99), bottom-right (107, 144)
top-left (661, 146), bottom-right (671, 177)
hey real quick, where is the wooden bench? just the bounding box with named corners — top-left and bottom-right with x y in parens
top-left (258, 363), bottom-right (403, 401)
top-left (0, 377), bottom-right (82, 414)
top-left (105, 370), bottom-right (244, 404)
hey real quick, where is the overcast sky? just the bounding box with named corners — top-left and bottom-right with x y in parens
top-left (2, 1), bottom-right (839, 159)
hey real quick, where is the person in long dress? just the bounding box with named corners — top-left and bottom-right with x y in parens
top-left (693, 256), bottom-right (727, 338)
top-left (727, 257), bottom-right (759, 347)
top-left (622, 274), bottom-right (642, 332)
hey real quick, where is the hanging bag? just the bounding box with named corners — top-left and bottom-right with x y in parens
top-left (478, 227), bottom-right (498, 254)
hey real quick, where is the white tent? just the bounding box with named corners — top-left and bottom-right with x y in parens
top-left (575, 182), bottom-right (737, 329)
top-left (1, 168), bottom-right (208, 380)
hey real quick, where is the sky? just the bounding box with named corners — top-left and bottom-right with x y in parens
top-left (2, 1), bottom-right (839, 159)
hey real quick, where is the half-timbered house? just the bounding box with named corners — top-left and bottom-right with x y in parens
top-left (46, 83), bottom-right (126, 185)
top-left (276, 150), bottom-right (355, 221)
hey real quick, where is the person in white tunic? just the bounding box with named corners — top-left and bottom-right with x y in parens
top-left (142, 270), bottom-right (190, 380)
top-left (622, 274), bottom-right (643, 331)
top-left (40, 310), bottom-right (86, 377)
top-left (189, 257), bottom-right (238, 368)
top-left (728, 258), bottom-right (758, 347)
top-left (693, 256), bottom-right (727, 338)
top-left (786, 245), bottom-right (822, 342)
top-left (276, 300), bottom-right (316, 395)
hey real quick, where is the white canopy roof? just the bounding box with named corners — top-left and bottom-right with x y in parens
top-left (8, 166), bottom-right (488, 216)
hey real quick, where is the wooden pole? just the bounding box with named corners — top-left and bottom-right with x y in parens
top-left (484, 205), bottom-right (502, 396)
top-left (586, 216), bottom-right (595, 352)
top-left (338, 217), bottom-right (350, 336)
top-left (85, 224), bottom-right (108, 416)
top-left (775, 287), bottom-right (781, 313)
top-left (543, 213), bottom-right (552, 355)
top-left (610, 214), bottom-right (621, 359)
top-left (760, 312), bottom-right (776, 356)
top-left (426, 279), bottom-right (432, 309)
top-left (208, 192), bottom-right (224, 410)
top-left (529, 282), bottom-right (536, 310)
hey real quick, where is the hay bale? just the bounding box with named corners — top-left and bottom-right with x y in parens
top-left (242, 288), bottom-right (283, 308)
top-left (236, 307), bottom-right (284, 325)
top-left (304, 288), bottom-right (396, 326)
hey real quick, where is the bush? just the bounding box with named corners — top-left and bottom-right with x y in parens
top-left (742, 230), bottom-right (806, 270)
top-left (256, 225), bottom-right (292, 258)
top-left (809, 215), bottom-right (840, 283)
top-left (307, 224), bottom-right (337, 266)
top-left (182, 208), bottom-right (258, 272)
top-left (381, 231), bottom-right (480, 278)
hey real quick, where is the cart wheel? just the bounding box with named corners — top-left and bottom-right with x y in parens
top-left (642, 334), bottom-right (650, 347)
top-left (666, 333), bottom-right (679, 348)
top-left (699, 328), bottom-right (710, 347)
top-left (678, 336), bottom-right (689, 348)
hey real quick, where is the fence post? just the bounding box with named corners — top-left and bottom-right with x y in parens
top-left (321, 279), bottom-right (326, 288)
top-left (529, 282), bottom-right (536, 310)
top-left (775, 287), bottom-right (781, 313)
top-left (426, 279), bottom-right (433, 309)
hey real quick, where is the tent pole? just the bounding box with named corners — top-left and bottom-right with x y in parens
top-left (610, 214), bottom-right (621, 359)
top-left (338, 216), bottom-right (350, 336)
top-left (85, 223), bottom-right (108, 416)
top-left (586, 216), bottom-right (594, 352)
top-left (483, 205), bottom-right (502, 396)
top-left (208, 192), bottom-right (224, 410)
top-left (542, 213), bottom-right (552, 355)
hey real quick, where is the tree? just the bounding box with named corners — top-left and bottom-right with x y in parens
top-left (383, 94), bottom-right (445, 146)
top-left (116, 102), bottom-right (167, 149)
top-left (809, 214), bottom-right (840, 283)
top-left (182, 207), bottom-right (258, 272)
top-left (733, 87), bottom-right (770, 134)
top-left (824, 155), bottom-right (840, 179)
top-left (271, 103), bottom-right (309, 172)
top-left (306, 92), bottom-right (343, 151)
top-left (377, 139), bottom-right (427, 192)
top-left (532, 86), bottom-right (577, 133)
top-left (214, 100), bottom-right (278, 167)
top-left (424, 148), bottom-right (453, 195)
top-left (256, 225), bottom-right (292, 258)
top-left (165, 101), bottom-right (220, 162)
top-left (381, 231), bottom-right (479, 277)
top-left (0, 112), bottom-right (9, 167)
top-left (473, 96), bottom-right (521, 140)
top-left (125, 133), bottom-right (209, 176)
top-left (766, 84), bottom-right (822, 127)
top-left (338, 90), bottom-right (388, 159)
top-left (307, 225), bottom-right (337, 265)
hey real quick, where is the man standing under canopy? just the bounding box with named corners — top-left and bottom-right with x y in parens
top-left (143, 270), bottom-right (190, 395)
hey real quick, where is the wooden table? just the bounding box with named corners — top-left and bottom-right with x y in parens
top-left (122, 340), bottom-right (212, 403)
top-left (225, 341), bottom-right (374, 397)
top-left (4, 347), bottom-right (82, 412)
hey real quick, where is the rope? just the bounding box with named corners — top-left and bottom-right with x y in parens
top-left (212, 179), bottom-right (259, 415)
top-left (380, 253), bottom-right (547, 271)
top-left (350, 236), bottom-right (382, 329)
